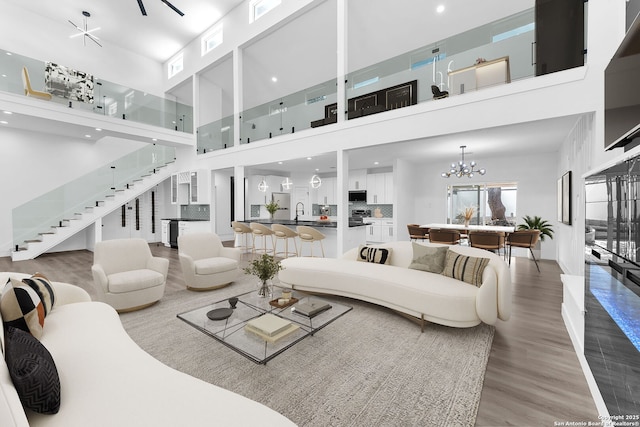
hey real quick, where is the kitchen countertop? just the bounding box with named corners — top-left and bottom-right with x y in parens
top-left (251, 219), bottom-right (368, 228)
top-left (161, 218), bottom-right (210, 222)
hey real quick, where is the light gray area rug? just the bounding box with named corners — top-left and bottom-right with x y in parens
top-left (120, 277), bottom-right (494, 427)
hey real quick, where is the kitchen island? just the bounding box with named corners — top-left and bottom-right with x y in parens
top-left (250, 219), bottom-right (368, 258)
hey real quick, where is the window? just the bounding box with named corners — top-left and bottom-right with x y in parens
top-left (250, 0), bottom-right (281, 22)
top-left (201, 24), bottom-right (223, 56)
top-left (447, 183), bottom-right (517, 226)
top-left (168, 54), bottom-right (184, 79)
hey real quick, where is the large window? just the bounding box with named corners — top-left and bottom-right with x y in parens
top-left (447, 182), bottom-right (517, 226)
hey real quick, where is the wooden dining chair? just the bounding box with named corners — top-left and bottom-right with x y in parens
top-left (407, 224), bottom-right (429, 241)
top-left (468, 230), bottom-right (506, 258)
top-left (507, 230), bottom-right (541, 272)
top-left (427, 229), bottom-right (461, 245)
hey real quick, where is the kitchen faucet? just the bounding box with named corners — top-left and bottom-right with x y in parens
top-left (295, 202), bottom-right (305, 223)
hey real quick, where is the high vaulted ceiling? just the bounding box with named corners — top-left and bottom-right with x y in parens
top-left (3, 0), bottom-right (245, 63)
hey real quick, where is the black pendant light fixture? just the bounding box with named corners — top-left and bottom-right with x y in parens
top-left (137, 0), bottom-right (184, 16)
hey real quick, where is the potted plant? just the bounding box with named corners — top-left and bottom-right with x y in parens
top-left (243, 253), bottom-right (283, 297)
top-left (517, 215), bottom-right (554, 259)
top-left (265, 201), bottom-right (279, 219)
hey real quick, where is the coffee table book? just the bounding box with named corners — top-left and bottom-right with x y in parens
top-left (245, 314), bottom-right (299, 343)
top-left (292, 301), bottom-right (332, 317)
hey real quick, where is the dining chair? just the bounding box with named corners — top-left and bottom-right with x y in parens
top-left (468, 230), bottom-right (506, 258)
top-left (407, 224), bottom-right (428, 241)
top-left (506, 230), bottom-right (541, 272)
top-left (427, 229), bottom-right (461, 245)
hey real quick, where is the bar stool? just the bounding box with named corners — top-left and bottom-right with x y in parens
top-left (296, 225), bottom-right (326, 257)
top-left (250, 223), bottom-right (275, 255)
top-left (271, 224), bottom-right (298, 258)
top-left (231, 221), bottom-right (252, 254)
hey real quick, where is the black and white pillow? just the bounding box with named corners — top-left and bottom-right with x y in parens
top-left (441, 250), bottom-right (490, 287)
top-left (356, 245), bottom-right (393, 265)
top-left (4, 326), bottom-right (61, 414)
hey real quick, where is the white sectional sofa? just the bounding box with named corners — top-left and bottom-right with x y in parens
top-left (278, 241), bottom-right (511, 328)
top-left (0, 272), bottom-right (295, 427)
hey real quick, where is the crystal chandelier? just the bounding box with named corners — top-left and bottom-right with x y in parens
top-left (441, 145), bottom-right (486, 178)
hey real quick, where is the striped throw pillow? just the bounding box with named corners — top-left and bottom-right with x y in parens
top-left (356, 245), bottom-right (393, 265)
top-left (441, 250), bottom-right (490, 287)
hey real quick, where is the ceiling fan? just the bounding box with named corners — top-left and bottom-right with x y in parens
top-left (68, 11), bottom-right (102, 47)
top-left (136, 0), bottom-right (185, 16)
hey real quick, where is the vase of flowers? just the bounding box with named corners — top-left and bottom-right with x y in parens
top-left (462, 206), bottom-right (475, 227)
top-left (265, 201), bottom-right (279, 219)
top-left (243, 253), bottom-right (283, 297)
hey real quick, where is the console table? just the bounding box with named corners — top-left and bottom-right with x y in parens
top-left (448, 56), bottom-right (511, 95)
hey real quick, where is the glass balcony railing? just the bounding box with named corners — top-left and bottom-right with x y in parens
top-left (0, 48), bottom-right (193, 133)
top-left (346, 8), bottom-right (536, 108)
top-left (197, 114), bottom-right (234, 153)
top-left (12, 145), bottom-right (175, 250)
top-left (239, 78), bottom-right (338, 145)
top-left (234, 8), bottom-right (545, 146)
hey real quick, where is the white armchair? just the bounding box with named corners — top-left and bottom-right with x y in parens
top-left (91, 238), bottom-right (168, 312)
top-left (178, 232), bottom-right (241, 291)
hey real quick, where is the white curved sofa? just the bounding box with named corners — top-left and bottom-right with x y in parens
top-left (278, 241), bottom-right (511, 328)
top-left (0, 272), bottom-right (295, 427)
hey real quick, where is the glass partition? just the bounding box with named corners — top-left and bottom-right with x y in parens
top-left (197, 115), bottom-right (234, 153)
top-left (12, 145), bottom-right (175, 249)
top-left (239, 78), bottom-right (337, 144)
top-left (347, 8), bottom-right (536, 109)
top-left (0, 48), bottom-right (193, 133)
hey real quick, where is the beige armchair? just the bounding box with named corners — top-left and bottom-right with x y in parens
top-left (178, 232), bottom-right (241, 291)
top-left (22, 66), bottom-right (52, 101)
top-left (91, 238), bottom-right (168, 312)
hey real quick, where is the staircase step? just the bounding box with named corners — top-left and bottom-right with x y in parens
top-left (24, 239), bottom-right (43, 243)
top-left (38, 232), bottom-right (55, 237)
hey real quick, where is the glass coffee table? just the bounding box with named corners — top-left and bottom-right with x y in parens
top-left (177, 290), bottom-right (352, 364)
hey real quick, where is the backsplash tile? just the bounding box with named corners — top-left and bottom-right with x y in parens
top-left (180, 204), bottom-right (210, 220)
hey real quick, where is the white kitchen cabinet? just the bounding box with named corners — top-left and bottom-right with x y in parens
top-left (170, 174), bottom-right (178, 204)
top-left (316, 177), bottom-right (336, 205)
top-left (366, 172), bottom-right (394, 204)
top-left (189, 170), bottom-right (210, 204)
top-left (349, 169), bottom-right (367, 191)
top-left (248, 176), bottom-right (268, 206)
top-left (365, 218), bottom-right (395, 243)
top-left (161, 220), bottom-right (170, 247)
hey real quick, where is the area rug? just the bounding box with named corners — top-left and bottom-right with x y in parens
top-left (120, 278), bottom-right (494, 427)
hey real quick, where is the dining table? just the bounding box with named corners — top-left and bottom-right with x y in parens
top-left (421, 223), bottom-right (515, 233)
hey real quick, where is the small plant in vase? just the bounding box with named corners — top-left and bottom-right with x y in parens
top-left (243, 253), bottom-right (283, 297)
top-left (265, 201), bottom-right (279, 219)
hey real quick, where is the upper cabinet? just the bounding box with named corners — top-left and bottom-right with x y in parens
top-left (366, 172), bottom-right (394, 204)
top-left (189, 170), bottom-right (210, 204)
top-left (349, 169), bottom-right (367, 191)
top-left (316, 177), bottom-right (336, 205)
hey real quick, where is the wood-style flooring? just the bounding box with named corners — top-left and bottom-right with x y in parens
top-left (0, 244), bottom-right (600, 426)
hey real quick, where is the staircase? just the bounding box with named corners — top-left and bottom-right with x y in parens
top-left (11, 157), bottom-right (176, 261)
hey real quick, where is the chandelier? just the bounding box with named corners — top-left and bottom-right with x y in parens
top-left (441, 145), bottom-right (486, 178)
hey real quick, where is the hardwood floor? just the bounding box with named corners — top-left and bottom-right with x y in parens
top-left (0, 245), bottom-right (599, 425)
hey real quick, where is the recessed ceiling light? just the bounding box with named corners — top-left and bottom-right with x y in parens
top-left (0, 120), bottom-right (8, 125)
top-left (436, 4), bottom-right (445, 13)
top-left (374, 161), bottom-right (379, 165)
top-left (278, 161), bottom-right (283, 165)
top-left (307, 157), bottom-right (312, 160)
top-left (1, 74), bottom-right (6, 78)
top-left (3, 111), bottom-right (12, 115)
top-left (85, 134), bottom-right (91, 138)
top-left (95, 127), bottom-right (102, 131)
top-left (271, 77), bottom-right (278, 82)
top-left (5, 52), bottom-right (12, 56)
top-left (315, 168), bottom-right (320, 172)
top-left (152, 138), bottom-right (158, 142)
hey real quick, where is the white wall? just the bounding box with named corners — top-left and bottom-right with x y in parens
top-left (413, 150), bottom-right (560, 260)
top-left (0, 128), bottom-right (146, 255)
top-left (0, 1), bottom-right (165, 97)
